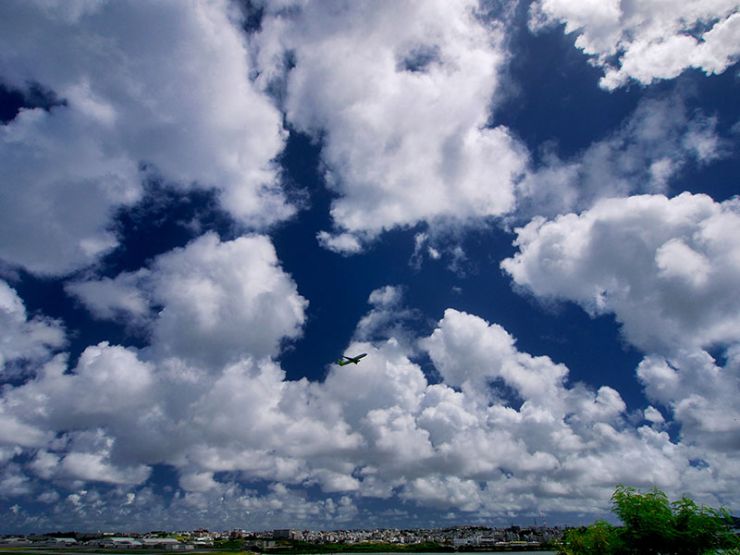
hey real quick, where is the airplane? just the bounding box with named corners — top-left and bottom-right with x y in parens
top-left (336, 353), bottom-right (367, 366)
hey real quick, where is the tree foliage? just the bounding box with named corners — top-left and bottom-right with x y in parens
top-left (560, 485), bottom-right (739, 555)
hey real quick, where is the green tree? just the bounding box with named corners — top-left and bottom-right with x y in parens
top-left (562, 520), bottom-right (622, 554)
top-left (671, 496), bottom-right (739, 554)
top-left (559, 485), bottom-right (739, 555)
top-left (611, 485), bottom-right (674, 553)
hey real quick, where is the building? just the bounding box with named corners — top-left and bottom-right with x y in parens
top-left (273, 529), bottom-right (301, 540)
top-left (141, 538), bottom-right (193, 551)
top-left (96, 537), bottom-right (142, 548)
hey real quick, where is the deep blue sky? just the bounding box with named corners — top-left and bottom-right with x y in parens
top-left (0, 0), bottom-right (738, 533)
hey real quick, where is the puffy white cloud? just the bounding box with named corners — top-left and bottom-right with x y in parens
top-left (2, 478), bottom-right (360, 532)
top-left (529, 0), bottom-right (740, 89)
top-left (324, 339), bottom-right (427, 429)
top-left (353, 286), bottom-right (419, 343)
top-left (644, 405), bottom-right (666, 425)
top-left (402, 476), bottom-right (482, 511)
top-left (148, 233), bottom-right (307, 366)
top-left (65, 271), bottom-right (150, 322)
top-left (0, 0), bottom-right (289, 275)
top-left (0, 343), bottom-right (157, 487)
top-left (0, 104), bottom-right (140, 275)
top-left (0, 280), bottom-right (65, 371)
top-left (502, 193), bottom-right (740, 354)
top-left (0, 464), bottom-right (33, 497)
top-left (502, 193), bottom-right (740, 471)
top-left (637, 349), bottom-right (740, 452)
top-left (255, 0), bottom-right (528, 248)
top-left (2, 345), bottom-right (156, 437)
top-left (1, 281), bottom-right (738, 521)
top-left (70, 233), bottom-right (308, 367)
top-left (59, 435), bottom-right (151, 486)
top-left (517, 96), bottom-right (726, 218)
top-left (316, 231), bottom-right (363, 256)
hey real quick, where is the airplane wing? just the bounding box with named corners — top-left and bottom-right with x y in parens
top-left (337, 353), bottom-right (367, 365)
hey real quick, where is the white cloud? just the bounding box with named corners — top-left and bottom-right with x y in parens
top-left (353, 286), bottom-right (419, 344)
top-left (70, 233), bottom-right (308, 367)
top-left (502, 193), bottom-right (740, 469)
top-left (255, 0), bottom-right (528, 249)
top-left (2, 345), bottom-right (156, 438)
top-left (502, 193), bottom-right (740, 354)
top-left (0, 0), bottom-right (289, 275)
top-left (1, 0), bottom-right (738, 528)
top-left (316, 231), bottom-right (363, 255)
top-left (59, 440), bottom-right (151, 486)
top-left (1, 282), bottom-right (738, 521)
top-left (637, 349), bottom-right (740, 452)
top-left (65, 271), bottom-right (150, 322)
top-left (148, 233), bottom-right (307, 366)
top-left (2, 300), bottom-right (740, 523)
top-left (0, 280), bottom-right (65, 371)
top-left (3, 478), bottom-right (361, 532)
top-left (644, 405), bottom-right (666, 425)
top-left (0, 464), bottom-right (33, 497)
top-left (529, 0), bottom-right (740, 89)
top-left (517, 96), bottom-right (726, 218)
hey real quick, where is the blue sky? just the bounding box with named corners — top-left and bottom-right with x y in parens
top-left (0, 0), bottom-right (739, 533)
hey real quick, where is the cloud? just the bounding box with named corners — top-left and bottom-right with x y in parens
top-left (0, 280), bottom-right (65, 373)
top-left (0, 256), bottom-right (740, 523)
top-left (353, 286), bottom-right (419, 344)
top-left (421, 308), bottom-right (569, 406)
top-left (0, 464), bottom-right (33, 497)
top-left (58, 434), bottom-right (151, 486)
top-left (69, 233), bottom-right (308, 367)
top-left (2, 479), bottom-right (360, 532)
top-left (637, 349), bottom-right (740, 452)
top-left (316, 231), bottom-right (363, 255)
top-left (529, 0), bottom-right (740, 89)
top-left (65, 271), bottom-right (151, 322)
top-left (255, 0), bottom-right (528, 249)
top-left (502, 192), bottom-right (740, 354)
top-left (2, 0), bottom-right (738, 530)
top-left (0, 300), bottom-right (737, 524)
top-left (516, 96), bottom-right (726, 219)
top-left (501, 192), bottom-right (740, 470)
top-left (3, 345), bottom-right (156, 438)
top-left (0, 0), bottom-right (289, 275)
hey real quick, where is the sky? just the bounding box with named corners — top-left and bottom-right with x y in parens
top-left (0, 0), bottom-right (739, 533)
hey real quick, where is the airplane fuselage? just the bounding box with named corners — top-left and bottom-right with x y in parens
top-left (337, 353), bottom-right (367, 366)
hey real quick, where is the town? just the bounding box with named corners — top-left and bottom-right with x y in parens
top-left (0, 525), bottom-right (565, 552)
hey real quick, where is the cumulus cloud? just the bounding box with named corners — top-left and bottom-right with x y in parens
top-left (69, 233), bottom-right (308, 367)
top-left (0, 280), bottom-right (65, 373)
top-left (422, 308), bottom-right (570, 405)
top-left (316, 231), bottom-right (363, 256)
top-left (637, 349), bottom-right (740, 452)
top-left (255, 0), bottom-right (528, 249)
top-left (529, 0), bottom-right (740, 89)
top-left (353, 286), bottom-right (419, 344)
top-left (2, 479), bottom-right (360, 532)
top-left (0, 0), bottom-right (289, 275)
top-left (1, 295), bottom-right (738, 524)
top-left (65, 271), bottom-right (150, 322)
top-left (516, 96), bottom-right (726, 218)
top-left (58, 437), bottom-right (151, 486)
top-left (502, 193), bottom-right (740, 354)
top-left (502, 193), bottom-right (740, 468)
